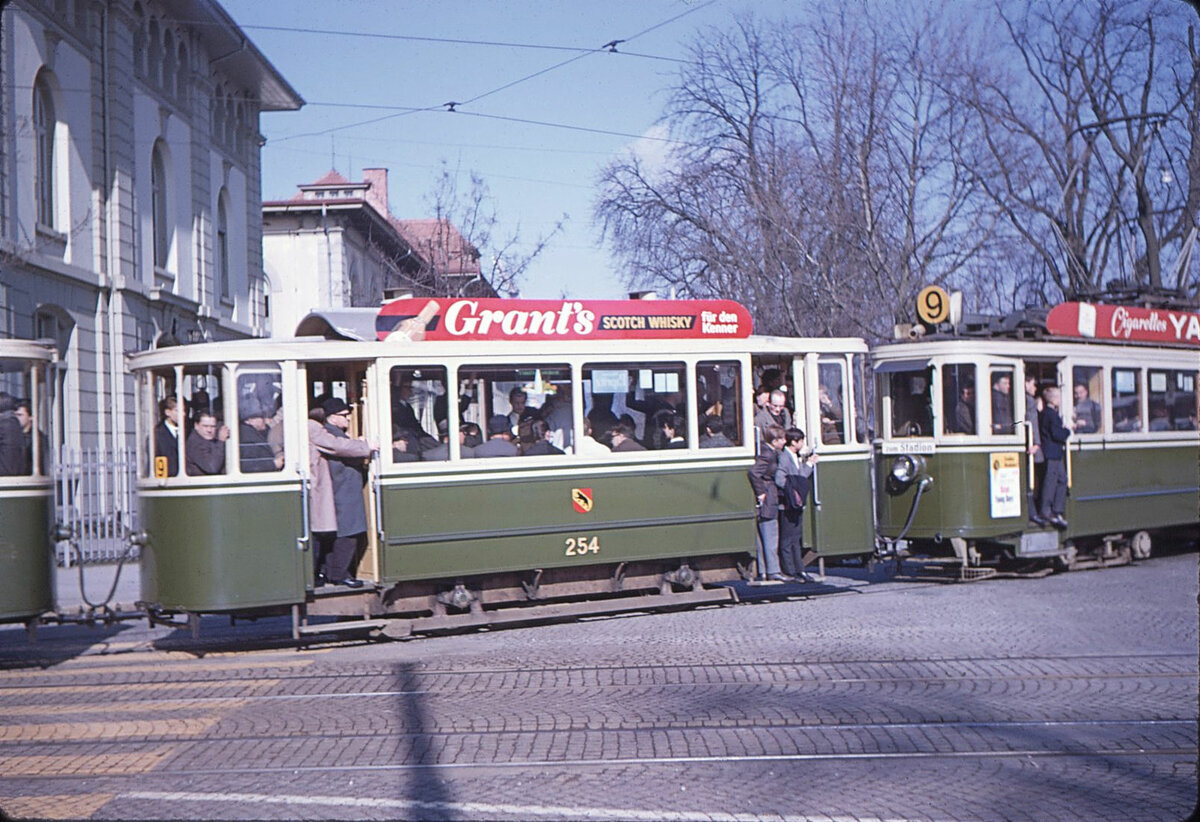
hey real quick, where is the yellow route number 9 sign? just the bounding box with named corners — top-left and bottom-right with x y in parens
top-left (916, 285), bottom-right (950, 325)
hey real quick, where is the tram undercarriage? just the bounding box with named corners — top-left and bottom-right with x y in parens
top-left (884, 528), bottom-right (1166, 582)
top-left (145, 554), bottom-right (748, 641)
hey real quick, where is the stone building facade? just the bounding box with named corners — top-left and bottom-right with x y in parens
top-left (0, 0), bottom-right (301, 456)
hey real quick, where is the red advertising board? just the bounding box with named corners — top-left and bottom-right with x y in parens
top-left (1046, 302), bottom-right (1200, 347)
top-left (376, 298), bottom-right (753, 342)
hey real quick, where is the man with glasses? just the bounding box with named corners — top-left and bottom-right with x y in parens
top-left (755, 389), bottom-right (792, 446)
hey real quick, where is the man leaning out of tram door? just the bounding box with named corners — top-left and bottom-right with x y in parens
top-left (748, 423), bottom-right (791, 582)
top-left (310, 398), bottom-right (377, 588)
top-left (1036, 386), bottom-right (1073, 530)
top-left (775, 427), bottom-right (818, 583)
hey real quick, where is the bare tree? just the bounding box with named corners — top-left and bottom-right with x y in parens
top-left (413, 162), bottom-right (566, 298)
top-left (597, 4), bottom-right (1005, 340)
top-left (964, 0), bottom-right (1197, 304)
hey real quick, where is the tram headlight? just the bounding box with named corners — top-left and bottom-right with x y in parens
top-left (888, 454), bottom-right (927, 491)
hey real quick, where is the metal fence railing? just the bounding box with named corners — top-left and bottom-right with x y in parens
top-left (54, 447), bottom-right (139, 566)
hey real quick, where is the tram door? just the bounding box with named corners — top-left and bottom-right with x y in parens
top-left (303, 360), bottom-right (382, 585)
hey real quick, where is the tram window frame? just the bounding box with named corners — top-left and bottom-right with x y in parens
top-left (817, 357), bottom-right (849, 446)
top-left (1159, 370), bottom-right (1198, 431)
top-left (1110, 367), bottom-right (1143, 434)
top-left (852, 353), bottom-right (869, 444)
top-left (695, 360), bottom-right (741, 449)
top-left (879, 365), bottom-right (933, 439)
top-left (234, 367), bottom-right (284, 475)
top-left (456, 363), bottom-right (573, 459)
top-left (0, 359), bottom-right (37, 477)
top-left (143, 366), bottom-right (182, 479)
top-left (582, 360), bottom-right (688, 453)
top-left (388, 365), bottom-right (449, 464)
top-left (988, 368), bottom-right (1016, 437)
top-left (182, 364), bottom-right (230, 477)
top-left (941, 363), bottom-right (977, 436)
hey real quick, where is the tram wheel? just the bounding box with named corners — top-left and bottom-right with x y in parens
top-left (1131, 530), bottom-right (1152, 560)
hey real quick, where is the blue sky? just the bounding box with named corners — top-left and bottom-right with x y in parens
top-left (220, 0), bottom-right (763, 299)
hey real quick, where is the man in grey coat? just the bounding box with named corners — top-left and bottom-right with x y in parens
top-left (318, 398), bottom-right (375, 588)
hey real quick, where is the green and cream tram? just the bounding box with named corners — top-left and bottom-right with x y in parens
top-left (0, 340), bottom-right (56, 625)
top-left (129, 298), bottom-right (874, 638)
top-left (874, 302), bottom-right (1200, 576)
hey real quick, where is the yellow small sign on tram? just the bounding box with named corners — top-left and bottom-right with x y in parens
top-left (916, 285), bottom-right (951, 325)
top-left (153, 456), bottom-right (169, 480)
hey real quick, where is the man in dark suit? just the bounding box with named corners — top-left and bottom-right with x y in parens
top-left (522, 419), bottom-right (564, 456)
top-left (748, 424), bottom-right (787, 581)
top-left (1038, 386), bottom-right (1074, 529)
top-left (774, 427), bottom-right (818, 581)
top-left (154, 396), bottom-right (182, 476)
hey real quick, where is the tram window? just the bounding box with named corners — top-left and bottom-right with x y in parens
top-left (1070, 366), bottom-right (1103, 434)
top-left (817, 359), bottom-right (847, 445)
top-left (989, 368), bottom-right (1015, 435)
top-left (1111, 368), bottom-right (1143, 433)
top-left (882, 367), bottom-right (932, 438)
top-left (183, 365), bottom-right (228, 476)
top-left (1160, 370), bottom-right (1198, 431)
top-left (696, 361), bottom-right (741, 448)
top-left (583, 361), bottom-right (687, 451)
top-left (942, 364), bottom-right (976, 435)
top-left (0, 359), bottom-right (33, 476)
top-left (236, 369), bottom-right (282, 473)
top-left (389, 366), bottom-right (447, 462)
top-left (457, 364), bottom-right (572, 457)
top-left (145, 367), bottom-right (181, 478)
top-left (852, 353), bottom-right (869, 443)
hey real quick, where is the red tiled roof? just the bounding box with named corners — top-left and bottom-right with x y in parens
top-left (391, 217), bottom-right (481, 276)
top-left (311, 169), bottom-right (353, 186)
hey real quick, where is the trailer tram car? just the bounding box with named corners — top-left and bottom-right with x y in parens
top-left (128, 298), bottom-right (874, 639)
top-left (874, 300), bottom-right (1200, 578)
top-left (0, 340), bottom-right (56, 627)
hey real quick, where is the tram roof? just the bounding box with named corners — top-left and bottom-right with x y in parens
top-left (126, 330), bottom-right (867, 370)
top-left (871, 335), bottom-right (1199, 362)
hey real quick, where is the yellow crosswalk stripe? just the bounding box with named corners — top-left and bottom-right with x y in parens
top-left (0, 792), bottom-right (114, 819)
top-left (0, 716), bottom-right (222, 742)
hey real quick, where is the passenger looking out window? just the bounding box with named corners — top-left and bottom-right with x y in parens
top-left (1071, 367), bottom-right (1102, 433)
top-left (942, 364), bottom-right (976, 435)
top-left (186, 411), bottom-right (228, 475)
top-left (1111, 368), bottom-right (1142, 433)
top-left (990, 370), bottom-right (1014, 434)
top-left (153, 396), bottom-right (181, 477)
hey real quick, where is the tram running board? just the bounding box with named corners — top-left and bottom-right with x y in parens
top-left (381, 587), bottom-right (736, 638)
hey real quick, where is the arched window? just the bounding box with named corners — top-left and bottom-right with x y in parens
top-left (217, 189), bottom-right (231, 300)
top-left (151, 141), bottom-right (170, 269)
top-left (33, 73), bottom-right (56, 227)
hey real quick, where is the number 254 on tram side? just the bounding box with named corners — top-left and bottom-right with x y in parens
top-left (874, 301), bottom-right (1200, 577)
top-left (128, 298), bottom-right (873, 639)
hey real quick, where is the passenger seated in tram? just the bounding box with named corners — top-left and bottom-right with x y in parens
top-left (818, 384), bottom-right (844, 443)
top-left (391, 377), bottom-right (436, 444)
top-left (659, 412), bottom-right (686, 448)
top-left (461, 421), bottom-right (483, 453)
top-left (577, 417), bottom-right (610, 456)
top-left (609, 421), bottom-right (646, 452)
top-left (0, 392), bottom-right (27, 476)
top-left (417, 419), bottom-right (452, 461)
top-left (700, 415), bottom-right (734, 448)
top-left (473, 415), bottom-right (519, 457)
top-left (952, 382), bottom-right (976, 434)
top-left (1072, 383), bottom-right (1102, 433)
top-left (392, 430), bottom-right (421, 462)
top-left (186, 411), bottom-right (229, 475)
top-left (1148, 402), bottom-right (1172, 431)
top-left (521, 419), bottom-right (565, 456)
top-left (507, 388), bottom-right (541, 435)
top-left (990, 373), bottom-right (1014, 434)
top-left (238, 400), bottom-right (278, 473)
top-left (1113, 404), bottom-right (1141, 432)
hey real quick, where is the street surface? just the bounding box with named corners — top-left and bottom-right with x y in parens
top-left (0, 552), bottom-right (1196, 821)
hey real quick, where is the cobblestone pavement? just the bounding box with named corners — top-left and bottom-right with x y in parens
top-left (0, 552), bottom-right (1195, 821)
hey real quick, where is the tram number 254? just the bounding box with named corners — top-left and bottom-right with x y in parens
top-left (564, 535), bottom-right (600, 557)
